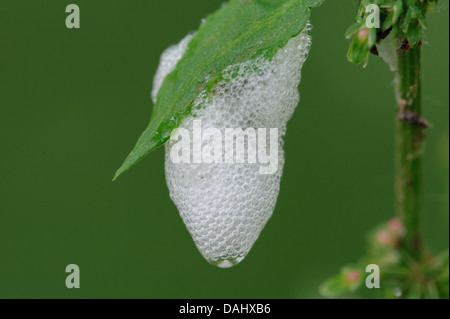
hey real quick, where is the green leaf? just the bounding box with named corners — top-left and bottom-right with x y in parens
top-left (382, 11), bottom-right (394, 31)
top-left (392, 0), bottom-right (404, 25)
top-left (114, 0), bottom-right (325, 180)
top-left (382, 0), bottom-right (403, 31)
top-left (368, 27), bottom-right (377, 48)
top-left (347, 35), bottom-right (370, 66)
top-left (417, 12), bottom-right (428, 30)
top-left (407, 20), bottom-right (421, 47)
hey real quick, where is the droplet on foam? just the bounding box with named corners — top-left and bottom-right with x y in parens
top-left (213, 257), bottom-right (244, 269)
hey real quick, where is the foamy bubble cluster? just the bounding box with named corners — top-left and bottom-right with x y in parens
top-left (155, 27), bottom-right (311, 267)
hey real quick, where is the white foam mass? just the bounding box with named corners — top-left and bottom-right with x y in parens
top-left (155, 27), bottom-right (312, 268)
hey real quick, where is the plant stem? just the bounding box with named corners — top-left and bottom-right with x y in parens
top-left (394, 45), bottom-right (427, 261)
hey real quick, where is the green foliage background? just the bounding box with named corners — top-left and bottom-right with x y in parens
top-left (0, 0), bottom-right (448, 298)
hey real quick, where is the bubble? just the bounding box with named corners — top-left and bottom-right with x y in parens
top-left (155, 25), bottom-right (312, 267)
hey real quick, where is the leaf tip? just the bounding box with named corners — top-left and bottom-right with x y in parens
top-left (112, 167), bottom-right (124, 182)
top-left (112, 158), bottom-right (133, 182)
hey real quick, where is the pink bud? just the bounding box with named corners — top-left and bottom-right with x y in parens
top-left (357, 28), bottom-right (369, 42)
top-left (345, 270), bottom-right (361, 283)
top-left (376, 229), bottom-right (393, 245)
top-left (387, 218), bottom-right (403, 235)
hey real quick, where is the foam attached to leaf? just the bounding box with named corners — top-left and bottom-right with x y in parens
top-left (152, 34), bottom-right (194, 104)
top-left (156, 27), bottom-right (312, 267)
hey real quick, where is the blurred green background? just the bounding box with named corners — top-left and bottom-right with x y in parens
top-left (0, 0), bottom-right (448, 298)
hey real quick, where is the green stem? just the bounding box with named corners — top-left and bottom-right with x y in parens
top-left (394, 45), bottom-right (426, 261)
